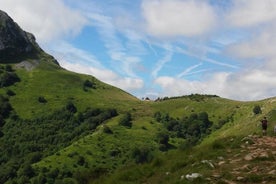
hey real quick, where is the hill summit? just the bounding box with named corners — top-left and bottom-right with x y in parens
top-left (0, 10), bottom-right (54, 63)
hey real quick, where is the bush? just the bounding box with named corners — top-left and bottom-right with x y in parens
top-left (5, 65), bottom-right (13, 72)
top-left (132, 146), bottom-right (154, 164)
top-left (156, 132), bottom-right (170, 151)
top-left (38, 96), bottom-right (47, 103)
top-left (77, 156), bottom-right (85, 166)
top-left (0, 71), bottom-right (20, 87)
top-left (83, 79), bottom-right (95, 91)
top-left (253, 105), bottom-right (262, 115)
top-left (6, 89), bottom-right (16, 96)
top-left (119, 112), bottom-right (132, 128)
top-left (103, 125), bottom-right (113, 134)
top-left (0, 115), bottom-right (4, 127)
top-left (66, 102), bottom-right (77, 113)
top-left (0, 95), bottom-right (12, 118)
top-left (156, 132), bottom-right (169, 145)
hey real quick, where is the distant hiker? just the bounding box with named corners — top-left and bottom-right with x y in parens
top-left (260, 117), bottom-right (268, 136)
top-left (274, 125), bottom-right (276, 134)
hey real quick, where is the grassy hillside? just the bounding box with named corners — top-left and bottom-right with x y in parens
top-left (0, 59), bottom-right (139, 119)
top-left (0, 60), bottom-right (276, 184)
top-left (91, 97), bottom-right (276, 184)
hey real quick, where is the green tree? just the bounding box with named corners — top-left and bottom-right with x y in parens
top-left (132, 146), bottom-right (153, 164)
top-left (0, 95), bottom-right (12, 118)
top-left (77, 156), bottom-right (86, 166)
top-left (5, 65), bottom-right (13, 72)
top-left (119, 112), bottom-right (132, 128)
top-left (0, 71), bottom-right (20, 87)
top-left (66, 102), bottom-right (77, 113)
top-left (38, 96), bottom-right (47, 103)
top-left (156, 132), bottom-right (170, 151)
top-left (6, 89), bottom-right (16, 96)
top-left (253, 105), bottom-right (262, 115)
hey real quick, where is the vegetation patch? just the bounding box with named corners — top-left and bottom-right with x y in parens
top-left (0, 102), bottom-right (117, 184)
top-left (0, 64), bottom-right (20, 87)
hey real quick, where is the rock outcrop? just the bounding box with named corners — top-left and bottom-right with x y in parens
top-left (0, 10), bottom-right (41, 62)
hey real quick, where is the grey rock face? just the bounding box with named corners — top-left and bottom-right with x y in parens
top-left (0, 10), bottom-right (41, 62)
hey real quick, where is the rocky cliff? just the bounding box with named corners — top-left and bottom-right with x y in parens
top-left (0, 10), bottom-right (42, 62)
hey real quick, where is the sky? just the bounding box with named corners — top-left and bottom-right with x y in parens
top-left (1, 0), bottom-right (276, 101)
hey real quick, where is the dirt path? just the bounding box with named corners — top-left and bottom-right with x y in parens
top-left (211, 136), bottom-right (276, 184)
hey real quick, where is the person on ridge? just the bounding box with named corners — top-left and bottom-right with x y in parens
top-left (260, 117), bottom-right (268, 136)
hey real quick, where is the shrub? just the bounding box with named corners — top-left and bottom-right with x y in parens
top-left (0, 95), bottom-right (12, 118)
top-left (6, 89), bottom-right (15, 96)
top-left (5, 65), bottom-right (13, 72)
top-left (253, 105), bottom-right (262, 115)
top-left (66, 102), bottom-right (77, 113)
top-left (20, 164), bottom-right (35, 178)
top-left (83, 80), bottom-right (95, 91)
top-left (132, 146), bottom-right (153, 164)
top-left (77, 156), bottom-right (85, 166)
top-left (156, 132), bottom-right (169, 145)
top-left (47, 168), bottom-right (59, 179)
top-left (0, 71), bottom-right (20, 87)
top-left (103, 125), bottom-right (113, 134)
top-left (0, 115), bottom-right (4, 127)
top-left (38, 96), bottom-right (47, 103)
top-left (156, 132), bottom-right (170, 151)
top-left (119, 112), bottom-right (132, 128)
top-left (109, 149), bottom-right (120, 157)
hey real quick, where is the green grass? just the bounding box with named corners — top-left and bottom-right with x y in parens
top-left (1, 59), bottom-right (276, 184)
top-left (33, 114), bottom-right (162, 182)
top-left (88, 96), bottom-right (276, 184)
top-left (0, 61), bottom-right (139, 119)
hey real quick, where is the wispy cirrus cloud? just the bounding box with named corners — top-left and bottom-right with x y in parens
top-left (85, 12), bottom-right (145, 78)
top-left (177, 63), bottom-right (205, 78)
top-left (50, 41), bottom-right (144, 92)
top-left (151, 45), bottom-right (173, 78)
top-left (61, 61), bottom-right (144, 91)
top-left (175, 46), bottom-right (239, 69)
top-left (49, 41), bottom-right (103, 68)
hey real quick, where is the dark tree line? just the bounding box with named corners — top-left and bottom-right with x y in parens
top-left (155, 94), bottom-right (219, 102)
top-left (0, 65), bottom-right (20, 87)
top-left (0, 102), bottom-right (118, 184)
top-left (154, 111), bottom-right (213, 146)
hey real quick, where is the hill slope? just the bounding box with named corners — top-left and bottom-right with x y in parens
top-left (0, 9), bottom-right (276, 184)
top-left (90, 97), bottom-right (276, 184)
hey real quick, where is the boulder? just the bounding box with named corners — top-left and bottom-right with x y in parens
top-left (185, 173), bottom-right (202, 181)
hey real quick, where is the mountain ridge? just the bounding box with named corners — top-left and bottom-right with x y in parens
top-left (0, 9), bottom-right (276, 184)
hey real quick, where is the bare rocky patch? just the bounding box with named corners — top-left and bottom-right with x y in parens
top-left (209, 135), bottom-right (276, 183)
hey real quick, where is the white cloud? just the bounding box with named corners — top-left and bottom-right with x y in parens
top-left (49, 41), bottom-right (103, 68)
top-left (142, 0), bottom-right (217, 37)
top-left (227, 28), bottom-right (276, 60)
top-left (0, 0), bottom-right (87, 43)
top-left (227, 0), bottom-right (276, 28)
top-left (61, 61), bottom-right (144, 91)
top-left (154, 73), bottom-right (228, 98)
top-left (47, 41), bottom-right (144, 92)
top-left (155, 68), bottom-right (276, 101)
top-left (1, 0), bottom-right (276, 101)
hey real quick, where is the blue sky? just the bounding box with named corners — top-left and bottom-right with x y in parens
top-left (1, 0), bottom-right (276, 101)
